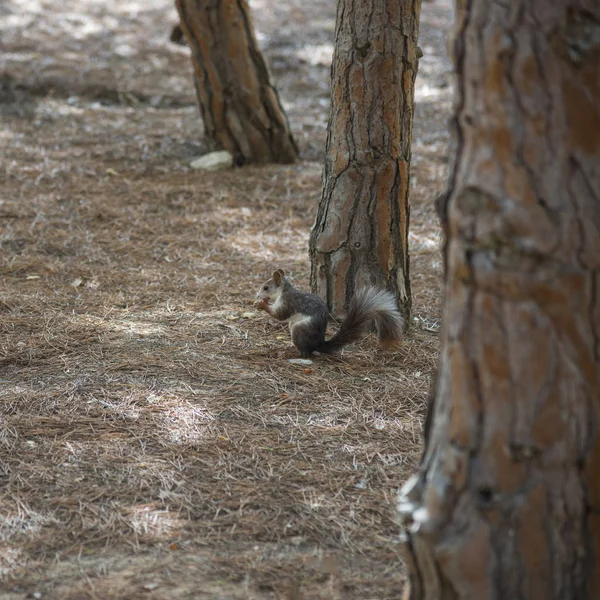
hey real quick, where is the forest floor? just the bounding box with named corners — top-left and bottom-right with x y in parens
top-left (0, 0), bottom-right (452, 598)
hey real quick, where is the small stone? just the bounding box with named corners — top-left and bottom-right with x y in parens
top-left (288, 358), bottom-right (313, 366)
top-left (241, 312), bottom-right (257, 318)
top-left (190, 151), bottom-right (233, 171)
top-left (143, 583), bottom-right (159, 591)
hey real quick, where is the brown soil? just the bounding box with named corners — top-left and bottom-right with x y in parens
top-left (0, 0), bottom-right (452, 598)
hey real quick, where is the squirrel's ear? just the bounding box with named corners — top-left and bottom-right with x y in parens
top-left (276, 268), bottom-right (285, 277)
top-left (272, 270), bottom-right (283, 285)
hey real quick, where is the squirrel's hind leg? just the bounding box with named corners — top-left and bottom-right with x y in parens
top-left (290, 322), bottom-right (323, 358)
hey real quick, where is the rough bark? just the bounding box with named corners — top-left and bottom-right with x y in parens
top-left (309, 0), bottom-right (421, 320)
top-left (398, 1), bottom-right (600, 598)
top-left (175, 0), bottom-right (298, 165)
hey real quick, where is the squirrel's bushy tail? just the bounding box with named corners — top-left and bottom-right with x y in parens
top-left (318, 288), bottom-right (404, 354)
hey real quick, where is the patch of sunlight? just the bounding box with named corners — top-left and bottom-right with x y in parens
top-left (364, 414), bottom-right (406, 431)
top-left (409, 230), bottom-right (441, 251)
top-left (10, 0), bottom-right (173, 25)
top-left (300, 490), bottom-right (331, 511)
top-left (222, 226), bottom-right (306, 262)
top-left (9, 0), bottom-right (42, 13)
top-left (160, 401), bottom-right (216, 444)
top-left (248, 0), bottom-right (268, 13)
top-left (125, 503), bottom-right (188, 539)
top-left (305, 414), bottom-right (343, 428)
top-left (101, 0), bottom-right (177, 16)
top-left (0, 384), bottom-right (29, 398)
top-left (114, 320), bottom-right (166, 336)
top-left (0, 129), bottom-right (16, 142)
top-left (45, 102), bottom-right (88, 117)
top-left (297, 43), bottom-right (335, 66)
top-left (0, 506), bottom-right (59, 543)
top-left (415, 82), bottom-right (447, 102)
top-left (0, 545), bottom-right (24, 578)
top-left (86, 315), bottom-right (166, 337)
top-left (341, 444), bottom-right (361, 454)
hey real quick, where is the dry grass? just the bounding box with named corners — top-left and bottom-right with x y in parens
top-left (0, 0), bottom-right (452, 598)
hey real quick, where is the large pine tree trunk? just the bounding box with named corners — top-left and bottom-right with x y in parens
top-left (399, 1), bottom-right (600, 597)
top-left (175, 0), bottom-right (298, 165)
top-left (309, 0), bottom-right (421, 320)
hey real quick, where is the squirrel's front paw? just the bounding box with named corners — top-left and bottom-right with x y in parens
top-left (254, 299), bottom-right (268, 311)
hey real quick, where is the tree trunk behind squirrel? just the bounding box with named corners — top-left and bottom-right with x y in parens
top-left (309, 0), bottom-right (421, 321)
top-left (398, 1), bottom-right (600, 598)
top-left (174, 0), bottom-right (298, 166)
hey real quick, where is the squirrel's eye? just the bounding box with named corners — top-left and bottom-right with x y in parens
top-left (263, 285), bottom-right (269, 291)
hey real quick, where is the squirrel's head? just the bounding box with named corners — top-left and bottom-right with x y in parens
top-left (255, 269), bottom-right (286, 305)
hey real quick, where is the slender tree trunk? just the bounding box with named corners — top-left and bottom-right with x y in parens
top-left (399, 1), bottom-right (600, 598)
top-left (309, 0), bottom-right (421, 320)
top-left (175, 0), bottom-right (298, 165)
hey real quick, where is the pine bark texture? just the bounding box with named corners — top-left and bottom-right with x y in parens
top-left (175, 0), bottom-right (298, 165)
top-left (309, 0), bottom-right (421, 320)
top-left (399, 1), bottom-right (600, 598)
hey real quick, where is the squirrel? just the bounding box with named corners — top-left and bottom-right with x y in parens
top-left (254, 269), bottom-right (404, 357)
